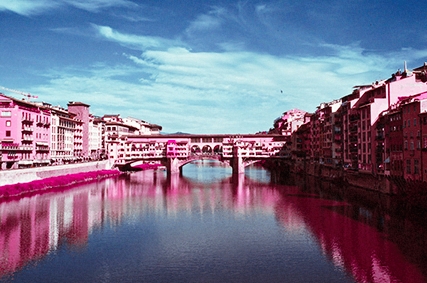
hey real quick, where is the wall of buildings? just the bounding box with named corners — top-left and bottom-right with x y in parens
top-left (0, 93), bottom-right (162, 170)
top-left (274, 62), bottom-right (427, 184)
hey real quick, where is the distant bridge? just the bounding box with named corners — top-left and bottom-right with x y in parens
top-left (113, 134), bottom-right (289, 174)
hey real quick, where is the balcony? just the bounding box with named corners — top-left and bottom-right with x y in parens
top-left (21, 117), bottom-right (34, 124)
top-left (19, 145), bottom-right (33, 151)
top-left (22, 136), bottom-right (33, 142)
top-left (22, 126), bottom-right (34, 132)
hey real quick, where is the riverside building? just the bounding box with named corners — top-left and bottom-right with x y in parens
top-left (273, 62), bottom-right (427, 183)
top-left (0, 92), bottom-right (162, 169)
top-left (0, 94), bottom-right (51, 169)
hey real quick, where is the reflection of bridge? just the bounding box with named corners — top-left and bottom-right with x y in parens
top-left (114, 134), bottom-right (289, 174)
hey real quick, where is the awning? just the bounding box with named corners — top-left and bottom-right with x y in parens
top-left (18, 160), bottom-right (33, 165)
top-left (34, 159), bottom-right (49, 163)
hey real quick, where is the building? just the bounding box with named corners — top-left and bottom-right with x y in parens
top-left (122, 117), bottom-right (162, 135)
top-left (49, 106), bottom-right (77, 164)
top-left (88, 115), bottom-right (103, 160)
top-left (271, 109), bottom-right (307, 136)
top-left (399, 93), bottom-right (427, 181)
top-left (67, 102), bottom-right (90, 159)
top-left (0, 93), bottom-right (51, 169)
top-left (383, 106), bottom-right (403, 178)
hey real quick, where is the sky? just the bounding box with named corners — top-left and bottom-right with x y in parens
top-left (1, 0), bottom-right (427, 134)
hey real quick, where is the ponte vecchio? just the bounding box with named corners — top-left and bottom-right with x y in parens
top-left (112, 134), bottom-right (289, 174)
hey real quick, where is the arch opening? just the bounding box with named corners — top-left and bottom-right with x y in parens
top-left (191, 145), bottom-right (201, 155)
top-left (202, 145), bottom-right (212, 154)
top-left (213, 145), bottom-right (222, 154)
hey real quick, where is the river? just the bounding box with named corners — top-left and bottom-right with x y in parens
top-left (0, 161), bottom-right (426, 283)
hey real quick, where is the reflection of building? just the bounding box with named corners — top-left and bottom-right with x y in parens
top-left (1, 168), bottom-right (426, 282)
top-left (276, 178), bottom-right (427, 283)
top-left (0, 178), bottom-right (128, 277)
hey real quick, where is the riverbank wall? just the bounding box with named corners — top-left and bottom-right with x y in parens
top-left (0, 160), bottom-right (114, 187)
top-left (268, 159), bottom-right (407, 195)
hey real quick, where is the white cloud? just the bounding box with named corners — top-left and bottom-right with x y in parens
top-left (93, 24), bottom-right (181, 51)
top-left (64, 0), bottom-right (135, 12)
top-left (185, 13), bottom-right (222, 35)
top-left (0, 0), bottom-right (134, 16)
top-left (30, 26), bottom-right (427, 134)
top-left (0, 0), bottom-right (59, 16)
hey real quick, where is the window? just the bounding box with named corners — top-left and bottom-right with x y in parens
top-left (1, 111), bottom-right (11, 117)
top-left (406, 160), bottom-right (411, 174)
top-left (6, 130), bottom-right (11, 137)
top-left (5, 120), bottom-right (11, 127)
top-left (414, 118), bottom-right (417, 126)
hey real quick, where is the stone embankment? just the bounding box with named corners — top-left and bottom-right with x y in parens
top-left (270, 160), bottom-right (403, 194)
top-left (0, 160), bottom-right (119, 198)
top-left (304, 163), bottom-right (392, 193)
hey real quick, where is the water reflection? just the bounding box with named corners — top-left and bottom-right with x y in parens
top-left (0, 163), bottom-right (426, 282)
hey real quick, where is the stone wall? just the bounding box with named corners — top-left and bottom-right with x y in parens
top-left (0, 160), bottom-right (113, 187)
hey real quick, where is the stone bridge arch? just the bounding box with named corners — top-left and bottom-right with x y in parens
top-left (168, 154), bottom-right (230, 174)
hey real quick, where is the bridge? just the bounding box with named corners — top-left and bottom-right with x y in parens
top-left (113, 134), bottom-right (289, 174)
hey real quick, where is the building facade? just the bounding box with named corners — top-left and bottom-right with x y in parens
top-left (0, 93), bottom-right (162, 169)
top-left (0, 94), bottom-right (51, 169)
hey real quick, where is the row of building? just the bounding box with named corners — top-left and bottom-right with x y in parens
top-left (0, 92), bottom-right (162, 169)
top-left (270, 62), bottom-right (427, 182)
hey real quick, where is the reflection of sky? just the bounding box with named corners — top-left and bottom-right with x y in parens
top-left (181, 160), bottom-right (232, 183)
top-left (181, 160), bottom-right (271, 184)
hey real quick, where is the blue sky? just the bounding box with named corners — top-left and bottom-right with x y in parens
top-left (1, 0), bottom-right (427, 134)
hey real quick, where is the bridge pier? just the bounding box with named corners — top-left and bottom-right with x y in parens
top-left (167, 157), bottom-right (181, 175)
top-left (232, 146), bottom-right (245, 174)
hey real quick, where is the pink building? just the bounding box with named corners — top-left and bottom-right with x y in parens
top-left (363, 68), bottom-right (427, 174)
top-left (49, 106), bottom-right (78, 163)
top-left (0, 93), bottom-right (51, 169)
top-left (68, 102), bottom-right (90, 159)
top-left (280, 62), bottom-right (427, 181)
top-left (271, 109), bottom-right (308, 136)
